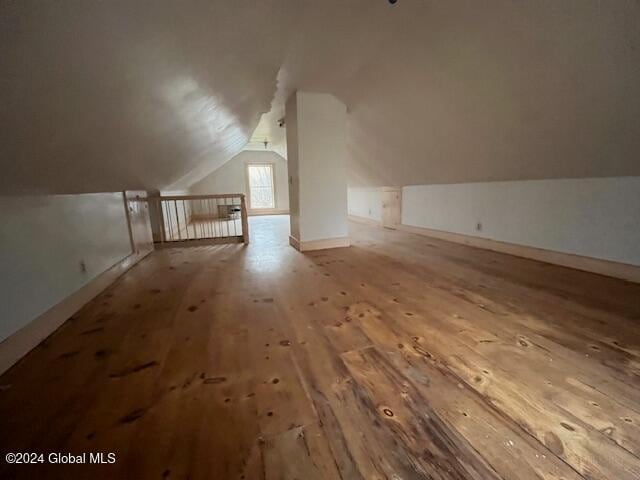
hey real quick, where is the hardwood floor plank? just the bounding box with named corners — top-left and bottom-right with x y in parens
top-left (310, 248), bottom-right (640, 478)
top-left (273, 255), bottom-right (442, 478)
top-left (342, 345), bottom-right (501, 480)
top-left (262, 423), bottom-right (341, 480)
top-left (346, 301), bottom-right (585, 480)
top-left (1, 216), bottom-right (639, 479)
top-left (314, 242), bottom-right (640, 408)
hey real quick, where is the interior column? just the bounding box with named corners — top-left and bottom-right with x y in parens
top-left (285, 91), bottom-right (349, 251)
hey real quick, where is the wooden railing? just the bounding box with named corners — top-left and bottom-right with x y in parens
top-left (149, 194), bottom-right (249, 246)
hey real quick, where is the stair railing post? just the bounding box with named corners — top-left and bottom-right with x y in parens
top-left (240, 194), bottom-right (250, 244)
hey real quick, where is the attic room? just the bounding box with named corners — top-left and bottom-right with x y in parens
top-left (0, 1), bottom-right (639, 479)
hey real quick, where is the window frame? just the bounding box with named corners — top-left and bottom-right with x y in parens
top-left (245, 162), bottom-right (277, 210)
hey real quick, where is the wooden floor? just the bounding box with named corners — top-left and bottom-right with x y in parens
top-left (1, 215), bottom-right (639, 479)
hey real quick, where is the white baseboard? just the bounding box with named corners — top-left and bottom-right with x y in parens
top-left (155, 237), bottom-right (243, 248)
top-left (0, 248), bottom-right (153, 375)
top-left (248, 209), bottom-right (289, 216)
top-left (289, 235), bottom-right (350, 252)
top-left (348, 214), bottom-right (382, 226)
top-left (397, 224), bottom-right (640, 283)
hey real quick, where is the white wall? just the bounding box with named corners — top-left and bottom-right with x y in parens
top-left (287, 91), bottom-right (348, 242)
top-left (402, 177), bottom-right (640, 266)
top-left (0, 193), bottom-right (133, 342)
top-left (189, 150), bottom-right (289, 212)
top-left (348, 187), bottom-right (382, 222)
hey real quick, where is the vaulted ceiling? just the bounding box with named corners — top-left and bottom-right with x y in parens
top-left (1, 0), bottom-right (639, 194)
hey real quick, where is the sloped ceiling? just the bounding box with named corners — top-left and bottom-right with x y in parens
top-left (1, 1), bottom-right (639, 194)
top-left (0, 0), bottom-right (295, 194)
top-left (243, 113), bottom-right (287, 159)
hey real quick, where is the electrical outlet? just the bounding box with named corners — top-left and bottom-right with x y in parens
top-left (79, 260), bottom-right (87, 273)
top-left (476, 222), bottom-right (482, 232)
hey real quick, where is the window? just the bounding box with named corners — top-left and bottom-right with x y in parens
top-left (247, 164), bottom-right (275, 209)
